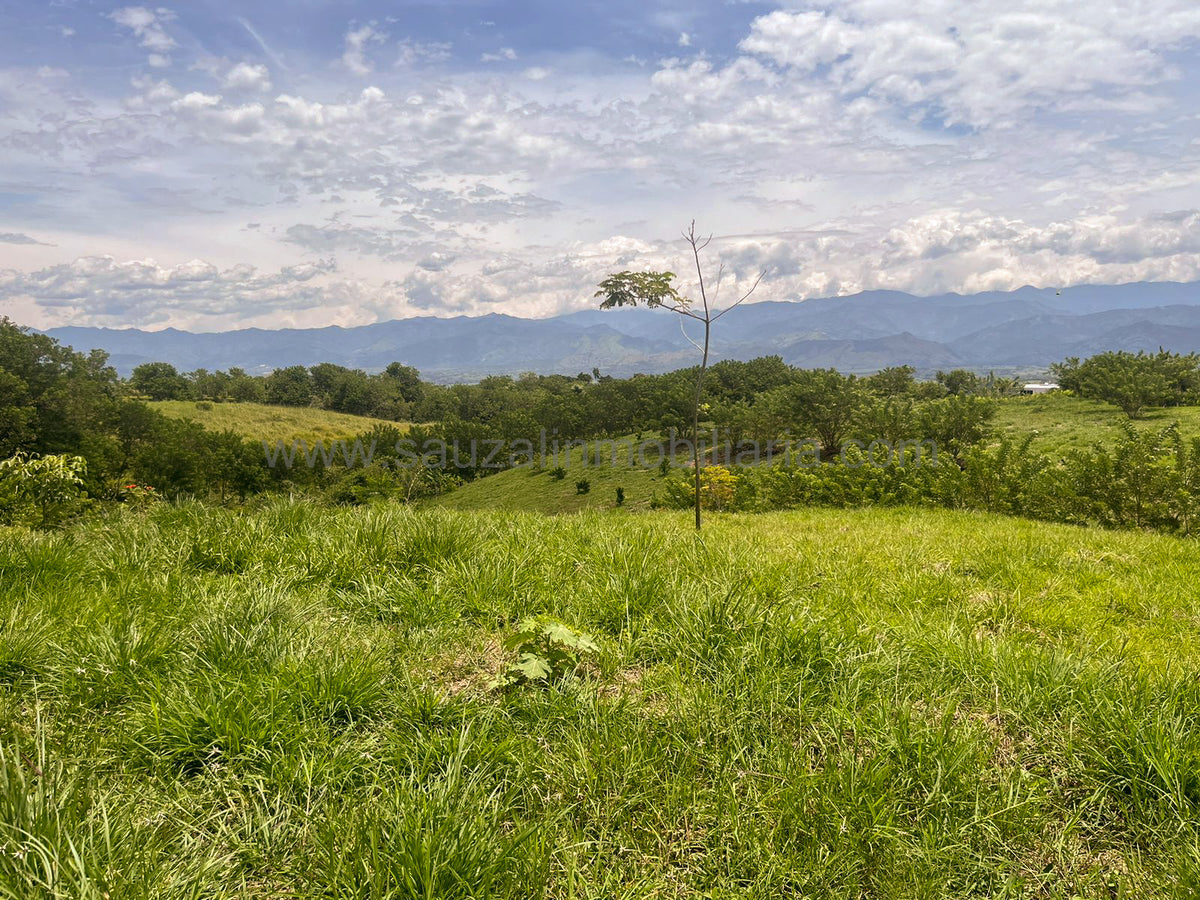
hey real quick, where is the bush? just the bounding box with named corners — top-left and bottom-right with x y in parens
top-left (575, 479), bottom-right (590, 495)
top-left (615, 486), bottom-right (625, 506)
top-left (0, 452), bottom-right (89, 527)
top-left (549, 466), bottom-right (567, 480)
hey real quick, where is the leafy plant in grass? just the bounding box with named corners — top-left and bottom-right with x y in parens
top-left (0, 452), bottom-right (88, 527)
top-left (575, 479), bottom-right (590, 495)
top-left (490, 620), bottom-right (600, 689)
top-left (549, 466), bottom-right (567, 480)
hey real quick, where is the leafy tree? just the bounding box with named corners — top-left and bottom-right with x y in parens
top-left (866, 365), bottom-right (917, 397)
top-left (264, 366), bottom-right (313, 407)
top-left (383, 362), bottom-right (424, 404)
top-left (1052, 350), bottom-right (1196, 418)
top-left (770, 369), bottom-right (865, 459)
top-left (918, 395), bottom-right (997, 462)
top-left (227, 367), bottom-right (265, 402)
top-left (596, 221), bottom-right (763, 529)
top-left (130, 362), bottom-right (190, 401)
top-left (0, 367), bottom-right (35, 457)
top-left (935, 369), bottom-right (982, 396)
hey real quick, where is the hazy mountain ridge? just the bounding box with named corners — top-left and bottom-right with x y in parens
top-left (43, 281), bottom-right (1200, 381)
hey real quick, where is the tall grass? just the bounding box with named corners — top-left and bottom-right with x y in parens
top-left (3, 501), bottom-right (1200, 895)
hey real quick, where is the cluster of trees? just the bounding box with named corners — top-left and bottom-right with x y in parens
top-left (0, 319), bottom-right (272, 510)
top-left (129, 360), bottom-right (424, 419)
top-left (1052, 350), bottom-right (1200, 418)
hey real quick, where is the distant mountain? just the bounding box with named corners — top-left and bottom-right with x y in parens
top-left (43, 280), bottom-right (1200, 381)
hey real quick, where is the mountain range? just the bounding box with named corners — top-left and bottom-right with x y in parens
top-left (43, 280), bottom-right (1200, 382)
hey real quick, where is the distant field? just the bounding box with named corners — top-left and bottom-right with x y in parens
top-left (430, 436), bottom-right (666, 513)
top-left (5, 502), bottom-right (1200, 895)
top-left (994, 393), bottom-right (1200, 455)
top-left (150, 400), bottom-right (403, 443)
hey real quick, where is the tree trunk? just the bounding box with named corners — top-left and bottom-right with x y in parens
top-left (691, 318), bottom-right (711, 530)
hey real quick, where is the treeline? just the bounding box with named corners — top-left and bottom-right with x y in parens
top-left (132, 354), bottom-right (1020, 443)
top-left (663, 422), bottom-right (1200, 536)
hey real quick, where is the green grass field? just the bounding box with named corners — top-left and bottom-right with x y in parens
top-left (150, 400), bottom-right (402, 444)
top-left (5, 501), bottom-right (1200, 897)
top-left (994, 394), bottom-right (1200, 455)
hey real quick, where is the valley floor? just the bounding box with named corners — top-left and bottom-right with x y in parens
top-left (3, 502), bottom-right (1200, 897)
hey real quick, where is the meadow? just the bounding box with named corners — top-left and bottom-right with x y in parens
top-left (4, 500), bottom-right (1200, 897)
top-left (149, 401), bottom-right (404, 445)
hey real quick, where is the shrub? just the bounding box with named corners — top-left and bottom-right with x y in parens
top-left (615, 486), bottom-right (625, 506)
top-left (549, 466), bottom-right (567, 480)
top-left (0, 452), bottom-right (89, 527)
top-left (575, 479), bottom-right (590, 495)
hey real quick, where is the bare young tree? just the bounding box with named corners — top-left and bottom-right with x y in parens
top-left (596, 221), bottom-right (763, 529)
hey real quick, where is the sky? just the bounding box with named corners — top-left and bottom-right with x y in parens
top-left (1, 0), bottom-right (1199, 332)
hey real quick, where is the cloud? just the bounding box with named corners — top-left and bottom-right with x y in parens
top-left (4, 2), bottom-right (1200, 332)
top-left (737, 2), bottom-right (1200, 129)
top-left (481, 47), bottom-right (517, 62)
top-left (396, 39), bottom-right (452, 66)
top-left (0, 232), bottom-right (51, 246)
top-left (677, 32), bottom-right (691, 47)
top-left (108, 6), bottom-right (177, 67)
top-left (343, 23), bottom-right (386, 76)
top-left (222, 62), bottom-right (271, 92)
top-left (0, 255), bottom-right (351, 328)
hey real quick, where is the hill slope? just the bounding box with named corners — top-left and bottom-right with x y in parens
top-left (149, 400), bottom-right (401, 443)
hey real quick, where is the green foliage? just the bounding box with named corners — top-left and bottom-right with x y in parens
top-left (130, 361), bottom-right (190, 401)
top-left (490, 619), bottom-right (600, 689)
top-left (575, 478), bottom-right (590, 494)
top-left (549, 466), bottom-right (567, 480)
top-left (594, 270), bottom-right (685, 310)
top-left (1052, 350), bottom-right (1199, 418)
top-left (0, 452), bottom-right (88, 527)
top-left (615, 486), bottom-right (625, 506)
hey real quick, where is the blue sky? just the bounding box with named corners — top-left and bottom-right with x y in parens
top-left (1, 0), bottom-right (1199, 331)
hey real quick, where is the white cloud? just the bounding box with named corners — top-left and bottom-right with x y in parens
top-left (171, 91), bottom-right (221, 111)
top-left (396, 39), bottom-right (452, 66)
top-left (223, 62), bottom-right (271, 92)
top-left (342, 23), bottom-right (386, 76)
top-left (738, 2), bottom-right (1200, 128)
top-left (678, 32), bottom-right (691, 47)
top-left (4, 3), bottom-right (1200, 331)
top-left (481, 47), bottom-right (518, 62)
top-left (109, 6), bottom-right (177, 67)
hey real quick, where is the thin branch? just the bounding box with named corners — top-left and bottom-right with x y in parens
top-left (676, 314), bottom-right (704, 353)
top-left (710, 262), bottom-right (726, 308)
top-left (712, 270), bottom-right (765, 321)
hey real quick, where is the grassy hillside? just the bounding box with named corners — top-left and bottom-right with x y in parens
top-left (4, 502), bottom-right (1200, 896)
top-left (431, 437), bottom-right (666, 513)
top-left (434, 396), bottom-right (1200, 515)
top-left (994, 393), bottom-right (1200, 455)
top-left (150, 400), bottom-right (402, 443)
